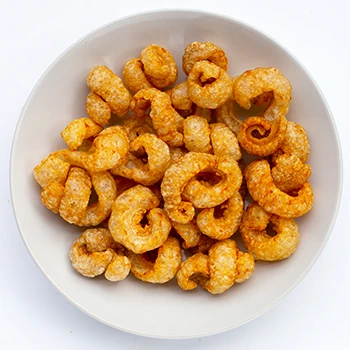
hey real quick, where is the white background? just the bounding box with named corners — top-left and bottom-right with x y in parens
top-left (1, 0), bottom-right (349, 349)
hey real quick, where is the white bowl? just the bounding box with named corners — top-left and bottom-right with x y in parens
top-left (11, 10), bottom-right (342, 339)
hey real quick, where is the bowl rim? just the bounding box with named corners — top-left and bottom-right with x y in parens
top-left (10, 8), bottom-right (343, 339)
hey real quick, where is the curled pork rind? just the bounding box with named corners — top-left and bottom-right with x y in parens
top-left (237, 115), bottom-right (287, 156)
top-left (161, 152), bottom-right (217, 224)
top-left (188, 61), bottom-right (233, 109)
top-left (140, 45), bottom-right (178, 89)
top-left (168, 146), bottom-right (188, 165)
top-left (210, 123), bottom-right (241, 160)
top-left (122, 58), bottom-right (154, 94)
top-left (196, 192), bottom-right (243, 240)
top-left (59, 167), bottom-right (117, 226)
top-left (240, 203), bottom-right (300, 261)
top-left (183, 116), bottom-right (212, 153)
top-left (182, 154), bottom-right (242, 208)
top-left (108, 185), bottom-right (171, 254)
top-left (130, 88), bottom-right (184, 147)
top-left (127, 236), bottom-right (182, 283)
top-left (86, 65), bottom-right (131, 119)
top-left (271, 153), bottom-right (311, 193)
top-left (177, 240), bottom-right (254, 294)
top-left (168, 81), bottom-right (193, 111)
top-left (122, 114), bottom-right (155, 143)
top-left (188, 235), bottom-right (217, 254)
top-left (69, 228), bottom-right (130, 281)
top-left (271, 121), bottom-right (310, 163)
top-left (111, 133), bottom-right (170, 186)
top-left (171, 220), bottom-right (201, 249)
top-left (85, 92), bottom-right (111, 126)
top-left (61, 118), bottom-right (103, 150)
top-left (233, 67), bottom-right (292, 122)
top-left (245, 159), bottom-right (314, 218)
top-left (82, 126), bottom-right (130, 172)
top-left (182, 41), bottom-right (228, 75)
top-left (41, 182), bottom-right (65, 213)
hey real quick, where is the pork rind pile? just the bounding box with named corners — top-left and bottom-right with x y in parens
top-left (33, 42), bottom-right (314, 295)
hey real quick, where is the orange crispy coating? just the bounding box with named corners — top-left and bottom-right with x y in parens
top-left (188, 61), bottom-right (233, 109)
top-left (237, 116), bottom-right (287, 156)
top-left (214, 96), bottom-right (242, 135)
top-left (168, 146), bottom-right (188, 165)
top-left (192, 105), bottom-right (213, 122)
top-left (182, 41), bottom-right (228, 75)
top-left (127, 236), bottom-right (182, 283)
top-left (85, 92), bottom-right (111, 126)
top-left (182, 155), bottom-right (242, 208)
top-left (114, 176), bottom-right (139, 197)
top-left (233, 67), bottom-right (292, 122)
top-left (168, 81), bottom-right (193, 111)
top-left (41, 182), bottom-right (65, 213)
top-left (108, 185), bottom-right (171, 254)
top-left (245, 159), bottom-right (314, 218)
top-left (188, 235), bottom-right (217, 254)
top-left (196, 192), bottom-right (243, 240)
top-left (240, 203), bottom-right (300, 261)
top-left (131, 88), bottom-right (184, 147)
top-left (61, 117), bottom-right (103, 150)
top-left (183, 116), bottom-right (212, 153)
top-left (171, 220), bottom-right (201, 249)
top-left (87, 65), bottom-right (131, 118)
top-left (122, 114), bottom-right (155, 143)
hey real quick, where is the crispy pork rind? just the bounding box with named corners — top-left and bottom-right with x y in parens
top-left (183, 115), bottom-right (212, 153)
top-left (85, 92), bottom-right (111, 127)
top-left (240, 203), bottom-right (300, 261)
top-left (122, 114), bottom-right (155, 143)
top-left (171, 220), bottom-right (201, 249)
top-left (108, 185), bottom-right (171, 254)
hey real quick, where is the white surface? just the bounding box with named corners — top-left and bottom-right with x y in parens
top-left (1, 0), bottom-right (349, 348)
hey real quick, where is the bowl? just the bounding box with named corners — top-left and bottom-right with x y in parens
top-left (10, 10), bottom-right (342, 339)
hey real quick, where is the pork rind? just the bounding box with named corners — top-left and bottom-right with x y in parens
top-left (183, 115), bottom-right (212, 153)
top-left (171, 220), bottom-right (201, 249)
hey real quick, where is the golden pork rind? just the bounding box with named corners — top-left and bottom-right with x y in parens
top-left (183, 115), bottom-right (212, 153)
top-left (188, 235), bottom-right (217, 254)
top-left (86, 65), bottom-right (131, 120)
top-left (82, 126), bottom-right (129, 172)
top-left (41, 182), bottom-right (65, 213)
top-left (111, 133), bottom-right (170, 186)
top-left (245, 159), bottom-right (314, 218)
top-left (182, 41), bottom-right (228, 75)
top-left (108, 185), bottom-right (171, 254)
top-left (127, 236), bottom-right (182, 283)
top-left (210, 123), bottom-right (241, 160)
top-left (61, 118), bottom-right (103, 150)
top-left (168, 146), bottom-right (188, 165)
top-left (271, 153), bottom-right (311, 193)
top-left (85, 92), bottom-right (111, 126)
top-left (271, 121), bottom-right (311, 163)
top-left (240, 203), bottom-right (300, 261)
top-left (171, 220), bottom-right (201, 249)
top-left (122, 114), bottom-right (155, 143)
top-left (168, 81), bottom-right (193, 111)
top-left (237, 115), bottom-right (287, 156)
top-left (182, 155), bottom-right (242, 208)
top-left (131, 88), bottom-right (184, 147)
top-left (188, 61), bottom-right (233, 109)
top-left (196, 192), bottom-right (243, 240)
top-left (59, 167), bottom-right (117, 226)
top-left (233, 67), bottom-right (292, 122)
top-left (177, 240), bottom-right (254, 294)
top-left (140, 45), bottom-right (178, 89)
top-left (69, 228), bottom-right (130, 281)
top-left (161, 152), bottom-right (217, 224)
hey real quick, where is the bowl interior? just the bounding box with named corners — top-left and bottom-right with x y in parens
top-left (11, 10), bottom-right (342, 338)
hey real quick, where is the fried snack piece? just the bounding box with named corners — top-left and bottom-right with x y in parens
top-left (188, 235), bottom-right (217, 254)
top-left (188, 61), bottom-right (233, 109)
top-left (240, 203), bottom-right (300, 261)
top-left (109, 185), bottom-right (171, 254)
top-left (237, 115), bottom-right (287, 156)
top-left (182, 41), bottom-right (228, 75)
top-left (182, 155), bottom-right (242, 208)
top-left (196, 193), bottom-right (243, 240)
top-left (210, 123), bottom-right (241, 160)
top-left (271, 121), bottom-right (310, 163)
top-left (122, 58), bottom-right (154, 94)
top-left (161, 152), bottom-right (217, 224)
top-left (131, 88), bottom-right (184, 147)
top-left (233, 67), bottom-right (292, 122)
top-left (171, 220), bottom-right (201, 249)
top-left (183, 115), bottom-right (212, 153)
top-left (215, 96), bottom-right (242, 135)
top-left (245, 159), bottom-right (314, 218)
top-left (177, 240), bottom-right (254, 294)
top-left (111, 133), bottom-right (170, 186)
top-left (140, 45), bottom-right (178, 89)
top-left (252, 91), bottom-right (274, 106)
top-left (59, 167), bottom-right (117, 226)
top-left (85, 92), bottom-right (111, 126)
top-left (69, 228), bottom-right (130, 281)
top-left (122, 114), bottom-right (155, 143)
top-left (61, 118), bottom-right (103, 150)
top-left (114, 176), bottom-right (138, 197)
top-left (82, 126), bottom-right (129, 172)
top-left (127, 236), bottom-right (182, 283)
top-left (192, 105), bottom-right (213, 122)
top-left (271, 154), bottom-right (312, 192)
top-left (168, 81), bottom-right (193, 111)
top-left (41, 182), bottom-right (65, 213)
top-left (168, 146), bottom-right (188, 165)
top-left (86, 65), bottom-right (131, 118)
